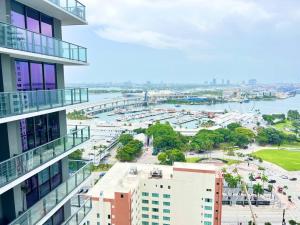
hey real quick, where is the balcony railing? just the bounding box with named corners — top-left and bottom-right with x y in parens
top-left (62, 197), bottom-right (92, 225)
top-left (0, 22), bottom-right (87, 63)
top-left (0, 88), bottom-right (88, 118)
top-left (48, 0), bottom-right (86, 21)
top-left (9, 160), bottom-right (92, 225)
top-left (0, 126), bottom-right (90, 189)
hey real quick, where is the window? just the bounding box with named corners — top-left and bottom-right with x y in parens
top-left (204, 214), bottom-right (212, 218)
top-left (142, 222), bottom-right (149, 225)
top-left (142, 200), bottom-right (149, 204)
top-left (121, 194), bottom-right (124, 198)
top-left (152, 200), bottom-right (159, 205)
top-left (142, 214), bottom-right (149, 218)
top-left (142, 207), bottom-right (149, 211)
top-left (152, 215), bottom-right (159, 219)
top-left (11, 1), bottom-right (54, 37)
top-left (163, 209), bottom-right (170, 213)
top-left (160, 185), bottom-right (163, 188)
top-left (152, 193), bottom-right (159, 197)
top-left (204, 206), bottom-right (212, 210)
top-left (163, 202), bottom-right (170, 206)
top-left (206, 189), bottom-right (212, 192)
top-left (204, 222), bottom-right (212, 225)
top-left (205, 198), bottom-right (213, 203)
top-left (152, 223), bottom-right (159, 225)
top-left (142, 192), bottom-right (149, 196)
top-left (168, 186), bottom-right (171, 189)
top-left (152, 208), bottom-right (159, 212)
top-left (97, 223), bottom-right (100, 225)
top-left (163, 216), bottom-right (170, 221)
top-left (97, 213), bottom-right (100, 218)
top-left (163, 194), bottom-right (170, 198)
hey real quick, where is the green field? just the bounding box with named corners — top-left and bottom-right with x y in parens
top-left (273, 120), bottom-right (295, 134)
top-left (253, 149), bottom-right (300, 171)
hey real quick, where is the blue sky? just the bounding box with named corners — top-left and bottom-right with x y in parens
top-left (63, 0), bottom-right (300, 84)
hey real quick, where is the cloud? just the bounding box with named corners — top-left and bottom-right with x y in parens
top-left (80, 0), bottom-right (300, 53)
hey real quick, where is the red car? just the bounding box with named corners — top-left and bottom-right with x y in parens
top-left (255, 176), bottom-right (261, 179)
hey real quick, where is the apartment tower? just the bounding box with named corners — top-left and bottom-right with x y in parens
top-left (86, 162), bottom-right (223, 225)
top-left (0, 0), bottom-right (92, 224)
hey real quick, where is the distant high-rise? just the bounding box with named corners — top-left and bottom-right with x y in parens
top-left (0, 0), bottom-right (91, 224)
top-left (226, 80), bottom-right (230, 85)
top-left (248, 79), bottom-right (257, 86)
top-left (212, 78), bottom-right (217, 85)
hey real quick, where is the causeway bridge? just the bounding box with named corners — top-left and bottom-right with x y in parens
top-left (69, 97), bottom-right (148, 116)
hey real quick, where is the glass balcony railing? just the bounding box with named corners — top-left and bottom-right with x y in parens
top-left (62, 197), bottom-right (92, 225)
top-left (48, 0), bottom-right (86, 21)
top-left (0, 88), bottom-right (88, 118)
top-left (0, 126), bottom-right (90, 189)
top-left (9, 160), bottom-right (92, 225)
top-left (0, 22), bottom-right (87, 63)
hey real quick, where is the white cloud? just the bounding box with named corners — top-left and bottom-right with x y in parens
top-left (81, 0), bottom-right (300, 51)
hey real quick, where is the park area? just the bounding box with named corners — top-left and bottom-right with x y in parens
top-left (253, 149), bottom-right (300, 171)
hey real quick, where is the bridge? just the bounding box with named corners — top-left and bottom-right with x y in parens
top-left (69, 97), bottom-right (147, 116)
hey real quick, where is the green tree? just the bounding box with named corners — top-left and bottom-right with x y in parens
top-left (227, 122), bottom-right (241, 131)
top-left (158, 149), bottom-right (186, 165)
top-left (69, 149), bottom-right (83, 160)
top-left (119, 134), bottom-right (134, 146)
top-left (287, 110), bottom-right (300, 121)
top-left (253, 183), bottom-right (264, 197)
top-left (261, 174), bottom-right (268, 187)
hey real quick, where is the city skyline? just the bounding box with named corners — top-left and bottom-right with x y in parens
top-left (64, 0), bottom-right (300, 84)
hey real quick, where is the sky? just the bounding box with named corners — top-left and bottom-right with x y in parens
top-left (63, 0), bottom-right (300, 84)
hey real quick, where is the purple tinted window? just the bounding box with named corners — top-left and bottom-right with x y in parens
top-left (11, 1), bottom-right (25, 28)
top-left (30, 63), bottom-right (43, 90)
top-left (44, 64), bottom-right (56, 89)
top-left (41, 15), bottom-right (53, 37)
top-left (15, 61), bottom-right (30, 91)
top-left (26, 9), bottom-right (40, 33)
top-left (11, 11), bottom-right (25, 28)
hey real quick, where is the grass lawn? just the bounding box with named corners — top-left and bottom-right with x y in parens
top-left (225, 159), bottom-right (241, 165)
top-left (186, 157), bottom-right (201, 163)
top-left (252, 149), bottom-right (300, 171)
top-left (273, 120), bottom-right (295, 134)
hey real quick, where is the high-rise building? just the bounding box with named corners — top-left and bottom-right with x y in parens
top-left (248, 79), bottom-right (257, 86)
top-left (0, 0), bottom-right (91, 224)
top-left (85, 163), bottom-right (223, 225)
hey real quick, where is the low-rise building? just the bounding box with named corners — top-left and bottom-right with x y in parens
top-left (84, 162), bottom-right (223, 225)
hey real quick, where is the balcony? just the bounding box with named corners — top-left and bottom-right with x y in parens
top-left (9, 161), bottom-right (92, 225)
top-left (16, 0), bottom-right (87, 25)
top-left (0, 22), bottom-right (87, 64)
top-left (0, 126), bottom-right (90, 195)
top-left (62, 196), bottom-right (92, 225)
top-left (0, 88), bottom-right (88, 123)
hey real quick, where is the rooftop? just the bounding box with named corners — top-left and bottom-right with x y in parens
top-left (89, 162), bottom-right (219, 199)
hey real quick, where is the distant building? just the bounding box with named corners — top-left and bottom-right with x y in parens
top-left (248, 79), bottom-right (257, 86)
top-left (85, 162), bottom-right (223, 225)
top-left (226, 80), bottom-right (230, 86)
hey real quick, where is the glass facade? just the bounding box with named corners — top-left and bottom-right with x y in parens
top-left (20, 112), bottom-right (60, 152)
top-left (11, 0), bottom-right (54, 37)
top-left (16, 60), bottom-right (57, 92)
top-left (25, 162), bottom-right (62, 208)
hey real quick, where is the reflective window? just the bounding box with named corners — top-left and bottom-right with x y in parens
top-left (30, 63), bottom-right (43, 90)
top-left (41, 15), bottom-right (53, 37)
top-left (15, 61), bottom-right (30, 91)
top-left (26, 8), bottom-right (40, 33)
top-left (44, 64), bottom-right (56, 89)
top-left (11, 1), bottom-right (25, 28)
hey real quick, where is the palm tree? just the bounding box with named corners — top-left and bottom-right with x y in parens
top-left (249, 173), bottom-right (255, 185)
top-left (268, 184), bottom-right (273, 198)
top-left (253, 183), bottom-right (264, 205)
top-left (233, 167), bottom-right (238, 174)
top-left (261, 174), bottom-right (268, 188)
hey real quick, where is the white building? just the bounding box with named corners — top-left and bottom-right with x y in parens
top-left (84, 162), bottom-right (223, 225)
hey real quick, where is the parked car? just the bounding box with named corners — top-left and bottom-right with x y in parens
top-left (289, 177), bottom-right (297, 181)
top-left (277, 187), bottom-right (283, 193)
top-left (268, 179), bottom-right (276, 184)
top-left (280, 175), bottom-right (288, 179)
top-left (255, 176), bottom-right (261, 179)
